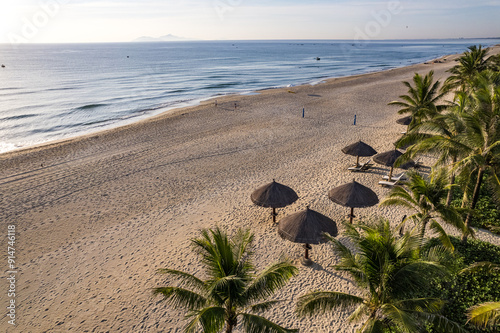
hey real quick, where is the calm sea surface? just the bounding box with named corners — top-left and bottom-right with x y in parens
top-left (1, 39), bottom-right (499, 153)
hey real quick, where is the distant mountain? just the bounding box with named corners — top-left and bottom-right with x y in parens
top-left (132, 34), bottom-right (198, 42)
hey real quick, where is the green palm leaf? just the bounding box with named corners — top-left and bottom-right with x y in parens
top-left (240, 313), bottom-right (298, 333)
top-left (248, 300), bottom-right (282, 313)
top-left (184, 306), bottom-right (226, 333)
top-left (244, 261), bottom-right (298, 304)
top-left (153, 286), bottom-right (207, 309)
top-left (296, 291), bottom-right (364, 316)
top-left (467, 301), bottom-right (500, 329)
top-left (153, 228), bottom-right (297, 332)
top-left (157, 268), bottom-right (206, 291)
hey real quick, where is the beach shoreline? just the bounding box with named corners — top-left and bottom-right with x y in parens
top-left (1, 45), bottom-right (500, 332)
top-left (0, 46), bottom-right (472, 161)
top-left (3, 42), bottom-right (496, 159)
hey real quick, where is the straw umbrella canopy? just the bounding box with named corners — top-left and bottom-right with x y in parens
top-left (396, 116), bottom-right (412, 126)
top-left (373, 149), bottom-right (415, 181)
top-left (396, 116), bottom-right (413, 134)
top-left (328, 179), bottom-right (379, 223)
top-left (251, 179), bottom-right (299, 223)
top-left (278, 206), bottom-right (337, 265)
top-left (341, 141), bottom-right (377, 167)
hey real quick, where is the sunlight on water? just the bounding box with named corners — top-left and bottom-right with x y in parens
top-left (0, 39), bottom-right (499, 153)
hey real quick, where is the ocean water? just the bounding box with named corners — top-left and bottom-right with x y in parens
top-left (0, 39), bottom-right (499, 153)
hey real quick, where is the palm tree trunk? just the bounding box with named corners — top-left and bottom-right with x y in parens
top-left (461, 168), bottom-right (485, 243)
top-left (461, 184), bottom-right (469, 209)
top-left (420, 218), bottom-right (429, 242)
top-left (225, 315), bottom-right (237, 333)
top-left (446, 173), bottom-right (456, 207)
top-left (446, 157), bottom-right (457, 207)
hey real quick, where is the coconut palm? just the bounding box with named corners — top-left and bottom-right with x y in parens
top-left (450, 70), bottom-right (500, 241)
top-left (389, 70), bottom-right (446, 128)
top-left (296, 218), bottom-right (466, 333)
top-left (444, 45), bottom-right (490, 93)
top-left (380, 169), bottom-right (467, 249)
top-left (397, 71), bottom-right (500, 242)
top-left (394, 97), bottom-right (468, 206)
top-left (153, 227), bottom-right (298, 333)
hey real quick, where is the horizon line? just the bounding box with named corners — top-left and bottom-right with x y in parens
top-left (1, 37), bottom-right (500, 45)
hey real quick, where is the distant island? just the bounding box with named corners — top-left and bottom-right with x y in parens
top-left (132, 34), bottom-right (199, 42)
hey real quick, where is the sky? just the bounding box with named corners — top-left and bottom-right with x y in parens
top-left (0, 0), bottom-right (499, 43)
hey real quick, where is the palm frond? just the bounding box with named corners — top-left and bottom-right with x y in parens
top-left (248, 300), bottom-right (283, 313)
top-left (393, 297), bottom-right (445, 313)
top-left (412, 312), bottom-right (469, 333)
top-left (428, 220), bottom-right (454, 250)
top-left (244, 261), bottom-right (298, 304)
top-left (459, 262), bottom-right (500, 275)
top-left (233, 228), bottom-right (255, 263)
top-left (359, 317), bottom-right (386, 333)
top-left (240, 313), bottom-right (298, 333)
top-left (380, 303), bottom-right (420, 333)
top-left (153, 286), bottom-right (208, 310)
top-left (467, 301), bottom-right (500, 329)
top-left (184, 306), bottom-right (226, 333)
top-left (296, 291), bottom-right (363, 317)
top-left (156, 268), bottom-right (206, 291)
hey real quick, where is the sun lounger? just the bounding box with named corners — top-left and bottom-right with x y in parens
top-left (378, 180), bottom-right (400, 186)
top-left (382, 172), bottom-right (406, 181)
top-left (348, 159), bottom-right (372, 172)
top-left (378, 178), bottom-right (403, 187)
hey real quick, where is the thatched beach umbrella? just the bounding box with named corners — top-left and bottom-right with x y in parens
top-left (341, 141), bottom-right (377, 167)
top-left (278, 206), bottom-right (337, 265)
top-left (328, 179), bottom-right (379, 223)
top-left (373, 149), bottom-right (415, 181)
top-left (396, 116), bottom-right (413, 134)
top-left (396, 116), bottom-right (412, 126)
top-left (251, 179), bottom-right (299, 223)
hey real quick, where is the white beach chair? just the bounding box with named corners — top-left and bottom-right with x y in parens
top-left (382, 172), bottom-right (407, 181)
top-left (379, 179), bottom-right (399, 187)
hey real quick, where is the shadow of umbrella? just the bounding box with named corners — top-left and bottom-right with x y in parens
top-left (328, 179), bottom-right (379, 223)
top-left (373, 149), bottom-right (415, 181)
top-left (278, 206), bottom-right (337, 266)
top-left (341, 141), bottom-right (377, 167)
top-left (251, 179), bottom-right (298, 223)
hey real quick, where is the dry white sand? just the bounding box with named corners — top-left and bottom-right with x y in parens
top-left (1, 45), bottom-right (499, 332)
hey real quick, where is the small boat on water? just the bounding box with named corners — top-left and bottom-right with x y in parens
top-left (315, 57), bottom-right (320, 61)
top-left (1, 64), bottom-right (5, 68)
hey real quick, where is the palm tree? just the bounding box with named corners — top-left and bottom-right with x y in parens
top-left (380, 169), bottom-right (467, 249)
top-left (444, 45), bottom-right (489, 93)
top-left (389, 70), bottom-right (446, 128)
top-left (450, 70), bottom-right (500, 241)
top-left (397, 71), bottom-right (500, 242)
top-left (153, 227), bottom-right (298, 333)
top-left (395, 96), bottom-right (468, 206)
top-left (296, 219), bottom-right (466, 333)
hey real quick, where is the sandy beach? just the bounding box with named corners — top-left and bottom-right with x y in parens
top-left (2, 45), bottom-right (500, 333)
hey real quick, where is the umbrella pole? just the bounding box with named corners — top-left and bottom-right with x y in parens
top-left (302, 244), bottom-right (312, 266)
top-left (388, 166), bottom-right (394, 182)
top-left (272, 207), bottom-right (277, 223)
top-left (349, 207), bottom-right (354, 223)
top-left (356, 155), bottom-right (360, 167)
